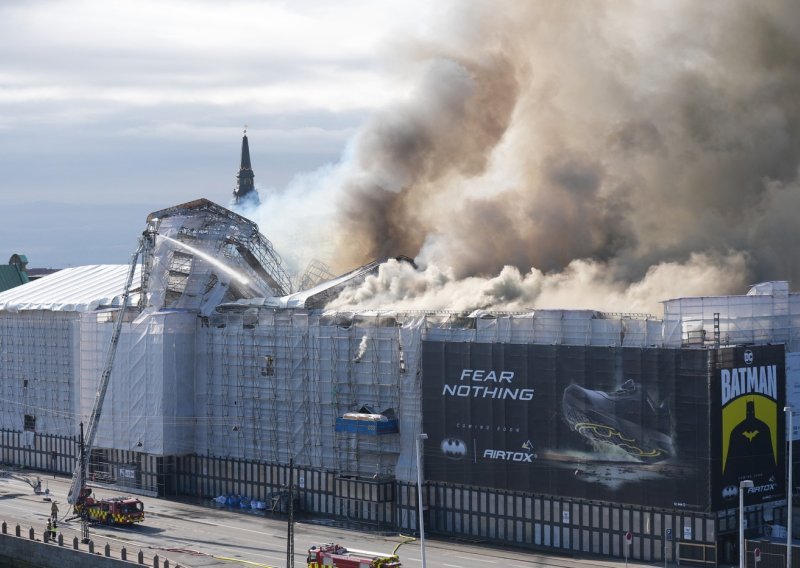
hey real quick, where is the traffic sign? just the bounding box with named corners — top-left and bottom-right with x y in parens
top-left (625, 531), bottom-right (633, 545)
top-left (754, 547), bottom-right (761, 563)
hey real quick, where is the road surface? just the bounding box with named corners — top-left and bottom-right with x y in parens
top-left (0, 468), bottom-right (658, 568)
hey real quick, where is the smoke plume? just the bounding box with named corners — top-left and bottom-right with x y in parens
top-left (254, 1), bottom-right (800, 314)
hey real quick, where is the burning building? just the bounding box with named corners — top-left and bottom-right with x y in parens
top-left (0, 199), bottom-right (797, 565)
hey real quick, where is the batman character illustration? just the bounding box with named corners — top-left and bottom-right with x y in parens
top-left (726, 400), bottom-right (775, 470)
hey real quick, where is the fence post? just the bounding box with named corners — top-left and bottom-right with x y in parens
top-left (28, 527), bottom-right (34, 540)
top-left (105, 543), bottom-right (111, 557)
top-left (138, 550), bottom-right (145, 564)
top-left (153, 553), bottom-right (160, 568)
top-left (122, 547), bottom-right (127, 561)
top-left (73, 536), bottom-right (79, 549)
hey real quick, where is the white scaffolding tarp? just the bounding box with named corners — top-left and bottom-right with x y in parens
top-left (0, 310), bottom-right (78, 435)
top-left (4, 254), bottom-right (800, 487)
top-left (662, 281), bottom-right (798, 350)
top-left (81, 310), bottom-right (196, 455)
top-left (0, 265), bottom-right (140, 313)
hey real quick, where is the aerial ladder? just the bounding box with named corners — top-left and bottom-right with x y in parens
top-left (66, 237), bottom-right (148, 526)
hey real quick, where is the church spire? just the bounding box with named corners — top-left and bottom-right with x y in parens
top-left (233, 128), bottom-right (259, 206)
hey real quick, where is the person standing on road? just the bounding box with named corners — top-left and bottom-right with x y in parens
top-left (50, 501), bottom-right (59, 522)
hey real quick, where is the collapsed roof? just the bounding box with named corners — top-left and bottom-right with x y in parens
top-left (0, 199), bottom-right (392, 316)
top-left (224, 255), bottom-right (415, 311)
top-left (142, 199), bottom-right (295, 314)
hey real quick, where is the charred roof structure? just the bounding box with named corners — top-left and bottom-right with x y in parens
top-left (142, 199), bottom-right (292, 314)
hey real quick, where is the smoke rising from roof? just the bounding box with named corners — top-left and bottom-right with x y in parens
top-left (325, 252), bottom-right (749, 314)
top-left (251, 1), bottom-right (800, 314)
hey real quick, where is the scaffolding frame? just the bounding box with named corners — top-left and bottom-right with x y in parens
top-left (143, 199), bottom-right (293, 310)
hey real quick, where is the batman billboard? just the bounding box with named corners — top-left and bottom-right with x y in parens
top-left (711, 345), bottom-right (785, 510)
top-left (422, 342), bottom-right (712, 510)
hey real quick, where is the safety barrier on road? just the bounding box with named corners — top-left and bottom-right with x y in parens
top-left (0, 520), bottom-right (180, 568)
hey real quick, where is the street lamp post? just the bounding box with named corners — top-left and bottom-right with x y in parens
top-left (416, 433), bottom-right (428, 568)
top-left (741, 479), bottom-right (754, 568)
top-left (787, 406), bottom-right (794, 568)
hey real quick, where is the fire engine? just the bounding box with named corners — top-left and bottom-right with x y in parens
top-left (73, 487), bottom-right (145, 525)
top-left (306, 543), bottom-right (401, 568)
top-left (66, 242), bottom-right (147, 526)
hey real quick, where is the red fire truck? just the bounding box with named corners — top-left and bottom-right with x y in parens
top-left (306, 543), bottom-right (401, 568)
top-left (74, 487), bottom-right (145, 525)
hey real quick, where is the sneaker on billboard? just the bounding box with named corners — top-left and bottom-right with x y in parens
top-left (562, 379), bottom-right (674, 462)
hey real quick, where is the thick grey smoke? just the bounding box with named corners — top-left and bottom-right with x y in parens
top-left (334, 52), bottom-right (519, 269)
top-left (257, 1), bottom-right (800, 314)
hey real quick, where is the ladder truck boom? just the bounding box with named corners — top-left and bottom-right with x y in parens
top-left (67, 240), bottom-right (144, 505)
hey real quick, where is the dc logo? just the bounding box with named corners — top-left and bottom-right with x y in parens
top-left (440, 438), bottom-right (467, 460)
top-left (744, 350), bottom-right (754, 365)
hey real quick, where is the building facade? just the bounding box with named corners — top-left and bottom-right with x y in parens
top-left (0, 201), bottom-right (797, 565)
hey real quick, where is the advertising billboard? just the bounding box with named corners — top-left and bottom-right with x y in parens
top-left (421, 342), bottom-right (712, 510)
top-left (710, 345), bottom-right (785, 510)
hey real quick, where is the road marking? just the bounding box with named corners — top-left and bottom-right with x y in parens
top-left (451, 554), bottom-right (498, 564)
top-left (214, 555), bottom-right (279, 567)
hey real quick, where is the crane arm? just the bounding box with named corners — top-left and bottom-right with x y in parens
top-left (67, 241), bottom-right (143, 505)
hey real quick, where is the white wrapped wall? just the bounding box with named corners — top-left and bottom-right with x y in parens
top-left (194, 310), bottom-right (407, 478)
top-left (6, 270), bottom-right (800, 489)
top-left (662, 282), bottom-right (800, 350)
top-left (0, 311), bottom-right (78, 436)
top-left (395, 316), bottom-right (425, 482)
top-left (79, 310), bottom-right (195, 455)
top-left (436, 310), bottom-right (660, 347)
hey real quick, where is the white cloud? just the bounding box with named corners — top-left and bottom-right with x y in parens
top-left (0, 0), bottom-right (436, 239)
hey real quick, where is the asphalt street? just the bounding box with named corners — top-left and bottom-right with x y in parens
top-left (0, 468), bottom-right (660, 568)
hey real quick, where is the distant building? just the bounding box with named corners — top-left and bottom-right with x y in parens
top-left (0, 254), bottom-right (29, 292)
top-left (232, 129), bottom-right (260, 207)
top-left (25, 267), bottom-right (61, 281)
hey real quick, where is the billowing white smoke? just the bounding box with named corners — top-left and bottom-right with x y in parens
top-left (250, 0), bottom-right (800, 314)
top-left (354, 334), bottom-right (369, 362)
top-left (326, 252), bottom-right (748, 314)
